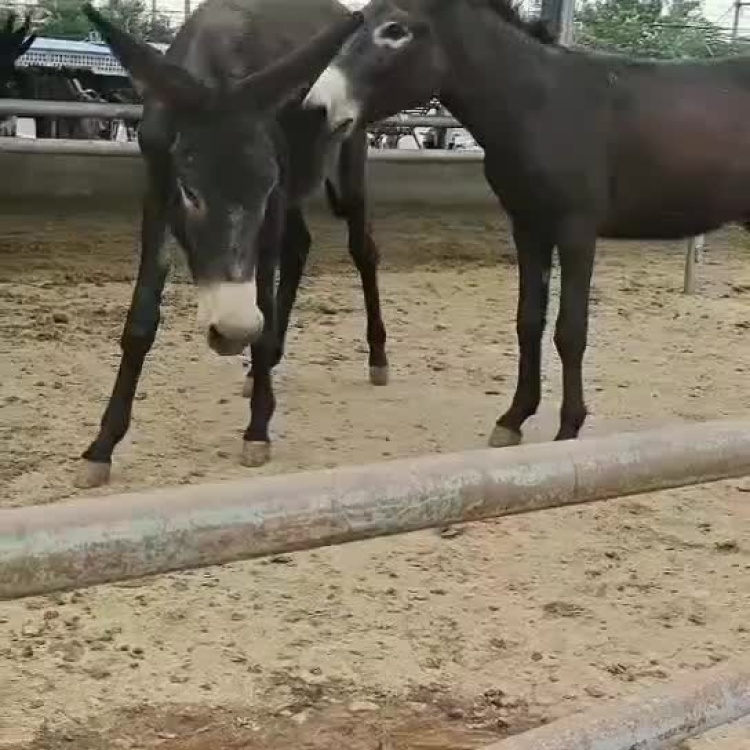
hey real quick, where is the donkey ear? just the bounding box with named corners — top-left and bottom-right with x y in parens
top-left (82, 3), bottom-right (209, 110)
top-left (228, 10), bottom-right (364, 113)
top-left (12, 14), bottom-right (36, 58)
top-left (0, 12), bottom-right (35, 64)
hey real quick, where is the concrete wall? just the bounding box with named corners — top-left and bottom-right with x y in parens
top-left (0, 151), bottom-right (497, 212)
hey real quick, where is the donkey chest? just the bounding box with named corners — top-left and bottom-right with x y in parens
top-left (482, 145), bottom-right (606, 222)
top-left (275, 109), bottom-right (337, 203)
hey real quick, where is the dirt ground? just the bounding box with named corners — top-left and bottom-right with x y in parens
top-left (1, 206), bottom-right (749, 750)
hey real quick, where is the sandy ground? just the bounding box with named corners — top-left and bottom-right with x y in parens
top-left (1, 207), bottom-right (749, 749)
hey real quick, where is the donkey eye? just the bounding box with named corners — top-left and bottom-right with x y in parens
top-left (180, 182), bottom-right (199, 204)
top-left (373, 20), bottom-right (413, 48)
top-left (178, 180), bottom-right (204, 214)
top-left (380, 21), bottom-right (409, 40)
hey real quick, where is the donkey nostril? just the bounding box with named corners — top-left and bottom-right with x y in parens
top-left (207, 324), bottom-right (221, 345)
top-left (333, 117), bottom-right (354, 136)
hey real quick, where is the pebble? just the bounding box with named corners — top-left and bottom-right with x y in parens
top-left (348, 700), bottom-right (380, 713)
top-left (584, 686), bottom-right (606, 698)
top-left (85, 665), bottom-right (112, 680)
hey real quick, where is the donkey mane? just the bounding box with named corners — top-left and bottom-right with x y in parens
top-left (469, 0), bottom-right (557, 45)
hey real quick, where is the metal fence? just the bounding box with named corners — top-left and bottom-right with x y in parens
top-left (1, 419), bottom-right (750, 749)
top-left (0, 97), bottom-right (708, 292)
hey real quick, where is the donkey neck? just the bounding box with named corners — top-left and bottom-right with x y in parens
top-left (433, 3), bottom-right (554, 153)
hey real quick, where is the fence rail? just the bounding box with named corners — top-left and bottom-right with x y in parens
top-left (2, 418), bottom-right (748, 601)
top-left (1, 419), bottom-right (749, 748)
top-left (0, 135), bottom-right (482, 160)
top-left (0, 98), bottom-right (461, 128)
top-left (485, 659), bottom-right (750, 750)
top-left (0, 98), bottom-right (707, 290)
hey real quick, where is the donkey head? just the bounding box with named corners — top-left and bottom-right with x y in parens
top-left (304, 0), bottom-right (556, 138)
top-left (83, 4), bottom-right (363, 355)
top-left (303, 0), bottom-right (444, 136)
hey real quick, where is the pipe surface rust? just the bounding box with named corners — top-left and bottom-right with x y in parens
top-left (1, 418), bottom-right (749, 600)
top-left (481, 657), bottom-right (750, 750)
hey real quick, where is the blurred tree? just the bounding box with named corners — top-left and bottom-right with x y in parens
top-left (34, 0), bottom-right (175, 42)
top-left (575, 0), bottom-right (744, 58)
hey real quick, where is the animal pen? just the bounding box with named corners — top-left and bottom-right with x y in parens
top-left (2, 419), bottom-right (750, 749)
top-left (0, 97), bottom-right (709, 295)
top-left (0, 96), bottom-right (746, 750)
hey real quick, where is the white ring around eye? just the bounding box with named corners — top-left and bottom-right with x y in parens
top-left (372, 21), bottom-right (414, 50)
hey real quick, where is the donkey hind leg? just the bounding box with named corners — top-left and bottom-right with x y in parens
top-left (241, 208), bottom-right (311, 398)
top-left (241, 192), bottom-right (284, 467)
top-left (77, 154), bottom-right (172, 487)
top-left (553, 220), bottom-right (596, 441)
top-left (337, 133), bottom-right (389, 385)
top-left (491, 223), bottom-right (554, 447)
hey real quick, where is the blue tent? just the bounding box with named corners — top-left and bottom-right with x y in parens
top-left (15, 35), bottom-right (168, 78)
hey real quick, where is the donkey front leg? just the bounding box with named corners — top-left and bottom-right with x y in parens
top-left (241, 207), bottom-right (311, 398)
top-left (241, 195), bottom-right (283, 467)
top-left (553, 221), bottom-right (596, 441)
top-left (77, 162), bottom-right (171, 487)
top-left (242, 342), bottom-right (277, 467)
top-left (490, 223), bottom-right (553, 447)
top-left (338, 134), bottom-right (389, 385)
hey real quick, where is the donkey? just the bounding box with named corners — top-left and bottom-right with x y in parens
top-left (0, 13), bottom-right (34, 85)
top-left (0, 10), bottom-right (35, 137)
top-left (304, 0), bottom-right (750, 446)
top-left (77, 3), bottom-right (367, 487)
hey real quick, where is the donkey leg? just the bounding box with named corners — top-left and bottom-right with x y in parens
top-left (491, 224), bottom-right (553, 447)
top-left (553, 223), bottom-right (596, 441)
top-left (78, 158), bottom-right (171, 487)
top-left (339, 134), bottom-right (389, 385)
top-left (242, 193), bottom-right (283, 466)
top-left (241, 207), bottom-right (311, 398)
top-left (242, 342), bottom-right (277, 467)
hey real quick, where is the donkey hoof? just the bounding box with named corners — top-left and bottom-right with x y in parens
top-left (242, 441), bottom-right (271, 468)
top-left (488, 425), bottom-right (522, 448)
top-left (241, 373), bottom-right (253, 399)
top-left (75, 460), bottom-right (111, 489)
top-left (369, 365), bottom-right (389, 386)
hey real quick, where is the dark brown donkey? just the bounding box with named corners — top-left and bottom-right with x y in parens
top-left (305, 0), bottom-right (750, 446)
top-left (78, 3), bottom-right (368, 487)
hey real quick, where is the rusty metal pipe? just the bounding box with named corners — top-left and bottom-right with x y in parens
top-left (1, 419), bottom-right (749, 600)
top-left (0, 136), bottom-right (481, 160)
top-left (0, 98), bottom-right (460, 127)
top-left (481, 657), bottom-right (750, 750)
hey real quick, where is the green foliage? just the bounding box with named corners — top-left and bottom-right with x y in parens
top-left (35, 0), bottom-right (91, 40)
top-left (575, 0), bottom-right (746, 59)
top-left (35, 0), bottom-right (175, 43)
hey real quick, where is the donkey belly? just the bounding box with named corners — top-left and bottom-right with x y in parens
top-left (601, 87), bottom-right (750, 240)
top-left (600, 166), bottom-right (750, 240)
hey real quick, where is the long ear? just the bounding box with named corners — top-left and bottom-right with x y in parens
top-left (9, 13), bottom-right (36, 59)
top-left (0, 12), bottom-right (35, 64)
top-left (228, 10), bottom-right (364, 113)
top-left (82, 3), bottom-right (209, 110)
